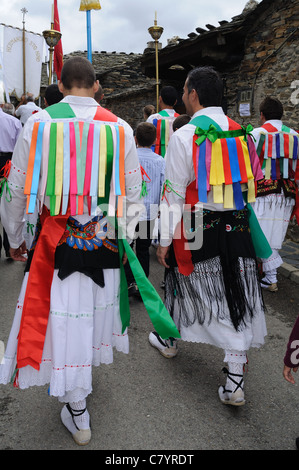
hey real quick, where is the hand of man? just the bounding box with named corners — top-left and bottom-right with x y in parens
top-left (283, 364), bottom-right (298, 384)
top-left (9, 241), bottom-right (27, 262)
top-left (156, 245), bottom-right (170, 268)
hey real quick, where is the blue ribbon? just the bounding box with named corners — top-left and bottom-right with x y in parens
top-left (293, 135), bottom-right (298, 159)
top-left (275, 134), bottom-right (280, 159)
top-left (233, 182), bottom-right (244, 210)
top-left (28, 122), bottom-right (45, 214)
top-left (197, 139), bottom-right (207, 203)
top-left (90, 122), bottom-right (101, 215)
top-left (226, 138), bottom-right (241, 183)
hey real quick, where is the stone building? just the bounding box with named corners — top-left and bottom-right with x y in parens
top-left (41, 51), bottom-right (156, 130)
top-left (40, 0), bottom-right (298, 130)
top-left (142, 0), bottom-right (299, 129)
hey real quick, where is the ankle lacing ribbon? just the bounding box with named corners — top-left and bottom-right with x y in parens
top-left (66, 403), bottom-right (87, 431)
top-left (221, 366), bottom-right (244, 394)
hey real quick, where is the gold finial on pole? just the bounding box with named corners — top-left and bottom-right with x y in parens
top-left (43, 3), bottom-right (62, 85)
top-left (148, 12), bottom-right (163, 112)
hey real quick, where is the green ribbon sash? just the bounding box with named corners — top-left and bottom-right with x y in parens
top-left (194, 123), bottom-right (254, 146)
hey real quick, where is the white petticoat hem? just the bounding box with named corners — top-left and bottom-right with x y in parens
top-left (0, 269), bottom-right (129, 398)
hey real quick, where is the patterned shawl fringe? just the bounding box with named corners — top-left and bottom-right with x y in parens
top-left (164, 256), bottom-right (265, 332)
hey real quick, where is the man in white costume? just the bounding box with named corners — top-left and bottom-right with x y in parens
top-left (250, 97), bottom-right (299, 292)
top-left (146, 86), bottom-right (180, 157)
top-left (0, 57), bottom-right (143, 445)
top-left (149, 66), bottom-right (267, 407)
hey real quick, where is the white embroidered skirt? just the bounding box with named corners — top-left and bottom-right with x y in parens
top-left (0, 268), bottom-right (128, 399)
top-left (251, 192), bottom-right (295, 250)
top-left (167, 257), bottom-right (267, 352)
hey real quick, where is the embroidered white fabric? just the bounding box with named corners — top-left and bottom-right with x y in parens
top-left (171, 258), bottom-right (267, 352)
top-left (0, 269), bottom-right (129, 399)
top-left (251, 191), bottom-right (295, 250)
top-left (261, 248), bottom-right (283, 272)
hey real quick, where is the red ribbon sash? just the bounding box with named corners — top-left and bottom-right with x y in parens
top-left (17, 207), bottom-right (69, 371)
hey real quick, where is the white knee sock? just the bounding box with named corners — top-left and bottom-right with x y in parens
top-left (263, 268), bottom-right (277, 284)
top-left (68, 399), bottom-right (90, 430)
top-left (224, 350), bottom-right (247, 393)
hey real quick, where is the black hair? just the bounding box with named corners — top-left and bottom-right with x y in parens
top-left (259, 96), bottom-right (283, 120)
top-left (186, 66), bottom-right (223, 107)
top-left (136, 122), bottom-right (157, 147)
top-left (160, 86), bottom-right (178, 107)
top-left (173, 114), bottom-right (191, 131)
top-left (45, 84), bottom-right (63, 105)
top-left (60, 56), bottom-right (96, 90)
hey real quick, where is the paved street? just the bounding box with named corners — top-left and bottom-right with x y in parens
top-left (1, 238), bottom-right (299, 452)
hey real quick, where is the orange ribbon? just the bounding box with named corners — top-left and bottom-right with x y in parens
top-left (16, 207), bottom-right (69, 372)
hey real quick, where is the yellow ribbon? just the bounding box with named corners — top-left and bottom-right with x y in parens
top-left (54, 122), bottom-right (64, 215)
top-left (209, 139), bottom-right (224, 186)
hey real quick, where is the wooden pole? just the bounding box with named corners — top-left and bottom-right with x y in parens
top-left (21, 7), bottom-right (27, 95)
top-left (155, 39), bottom-right (159, 112)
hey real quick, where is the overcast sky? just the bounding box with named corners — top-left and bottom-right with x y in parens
top-left (0, 0), bottom-right (261, 56)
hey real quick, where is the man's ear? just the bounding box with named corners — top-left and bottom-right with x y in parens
top-left (93, 80), bottom-right (100, 94)
top-left (58, 80), bottom-right (64, 94)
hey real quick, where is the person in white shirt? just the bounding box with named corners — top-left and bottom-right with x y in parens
top-left (0, 101), bottom-right (22, 258)
top-left (0, 57), bottom-right (143, 445)
top-left (15, 93), bottom-right (42, 125)
top-left (125, 122), bottom-right (165, 298)
top-left (149, 66), bottom-right (267, 407)
top-left (146, 86), bottom-right (180, 157)
top-left (250, 97), bottom-right (299, 292)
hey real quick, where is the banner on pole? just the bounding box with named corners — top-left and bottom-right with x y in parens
top-left (79, 0), bottom-right (101, 11)
top-left (2, 26), bottom-right (44, 99)
top-left (54, 0), bottom-right (63, 80)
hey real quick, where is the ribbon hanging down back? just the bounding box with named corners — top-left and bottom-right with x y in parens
top-left (24, 120), bottom-right (126, 218)
top-left (192, 124), bottom-right (257, 210)
top-left (256, 131), bottom-right (299, 180)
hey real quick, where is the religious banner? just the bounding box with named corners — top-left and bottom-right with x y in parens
top-left (79, 0), bottom-right (101, 11)
top-left (2, 25), bottom-right (44, 99)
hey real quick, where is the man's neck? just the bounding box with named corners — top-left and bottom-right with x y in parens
top-left (193, 104), bottom-right (204, 114)
top-left (62, 87), bottom-right (95, 98)
top-left (160, 105), bottom-right (173, 111)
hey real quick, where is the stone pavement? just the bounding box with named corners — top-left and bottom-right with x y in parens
top-left (279, 223), bottom-right (299, 283)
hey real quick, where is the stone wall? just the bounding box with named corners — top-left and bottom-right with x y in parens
top-left (226, 0), bottom-right (299, 129)
top-left (41, 50), bottom-right (157, 130)
top-left (39, 0), bottom-right (298, 131)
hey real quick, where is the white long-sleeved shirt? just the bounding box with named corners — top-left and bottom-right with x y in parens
top-left (137, 147), bottom-right (165, 221)
top-left (0, 108), bottom-right (22, 152)
top-left (159, 107), bottom-right (262, 247)
top-left (1, 95), bottom-right (143, 248)
top-left (146, 108), bottom-right (177, 124)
